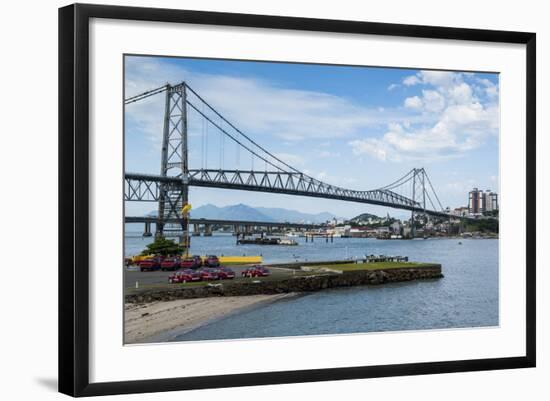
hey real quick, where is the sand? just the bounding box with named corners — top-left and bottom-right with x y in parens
top-left (124, 294), bottom-right (293, 343)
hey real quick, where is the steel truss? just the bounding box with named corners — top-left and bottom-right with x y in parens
top-left (125, 170), bottom-right (451, 217)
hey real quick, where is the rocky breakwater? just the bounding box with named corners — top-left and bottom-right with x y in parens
top-left (126, 264), bottom-right (442, 304)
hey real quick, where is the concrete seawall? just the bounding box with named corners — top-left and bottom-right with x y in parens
top-left (126, 264), bottom-right (442, 304)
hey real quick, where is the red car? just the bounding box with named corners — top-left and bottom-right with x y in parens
top-left (254, 266), bottom-right (271, 277)
top-left (168, 269), bottom-right (201, 284)
top-left (160, 257), bottom-right (181, 271)
top-left (204, 255), bottom-right (220, 267)
top-left (242, 266), bottom-right (271, 278)
top-left (191, 255), bottom-right (203, 267)
top-left (198, 268), bottom-right (219, 281)
top-left (139, 257), bottom-right (162, 272)
top-left (216, 267), bottom-right (236, 280)
top-left (180, 257), bottom-right (202, 269)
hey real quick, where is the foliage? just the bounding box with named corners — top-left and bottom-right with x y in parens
top-left (465, 218), bottom-right (499, 233)
top-left (141, 236), bottom-right (184, 256)
top-left (483, 209), bottom-right (499, 218)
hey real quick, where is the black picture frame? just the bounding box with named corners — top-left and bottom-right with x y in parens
top-left (59, 3), bottom-right (536, 397)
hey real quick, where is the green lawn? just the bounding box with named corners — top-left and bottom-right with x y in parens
top-left (309, 261), bottom-right (436, 272)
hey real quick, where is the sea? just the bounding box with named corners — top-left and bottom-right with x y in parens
top-left (125, 225), bottom-right (499, 341)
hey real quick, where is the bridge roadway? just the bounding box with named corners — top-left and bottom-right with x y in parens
top-left (125, 216), bottom-right (321, 229)
top-left (124, 171), bottom-right (453, 219)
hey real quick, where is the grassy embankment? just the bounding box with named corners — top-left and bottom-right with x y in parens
top-left (310, 261), bottom-right (436, 272)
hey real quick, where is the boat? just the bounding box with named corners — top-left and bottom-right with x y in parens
top-left (237, 237), bottom-right (298, 246)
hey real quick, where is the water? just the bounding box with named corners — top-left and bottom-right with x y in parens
top-left (125, 226), bottom-right (499, 341)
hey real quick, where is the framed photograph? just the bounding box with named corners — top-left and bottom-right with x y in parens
top-left (59, 3), bottom-right (536, 397)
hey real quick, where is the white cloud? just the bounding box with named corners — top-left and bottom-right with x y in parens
top-left (387, 83), bottom-right (399, 91)
top-left (422, 90), bottom-right (446, 113)
top-left (448, 82), bottom-right (473, 104)
top-left (417, 71), bottom-right (458, 88)
top-left (403, 75), bottom-right (421, 86)
top-left (351, 70), bottom-right (498, 162)
top-left (404, 96), bottom-right (423, 109)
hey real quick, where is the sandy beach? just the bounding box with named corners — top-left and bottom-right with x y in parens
top-left (125, 294), bottom-right (294, 343)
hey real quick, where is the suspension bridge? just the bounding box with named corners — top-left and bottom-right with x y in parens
top-left (124, 82), bottom-right (453, 243)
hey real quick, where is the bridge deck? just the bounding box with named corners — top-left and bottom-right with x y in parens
top-left (125, 216), bottom-right (320, 228)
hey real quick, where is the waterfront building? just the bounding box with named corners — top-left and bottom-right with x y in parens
top-left (452, 206), bottom-right (469, 217)
top-left (469, 188), bottom-right (481, 214)
top-left (469, 188), bottom-right (499, 215)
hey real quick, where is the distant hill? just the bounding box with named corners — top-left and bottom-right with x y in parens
top-left (146, 204), bottom-right (339, 224)
top-left (255, 206), bottom-right (337, 224)
top-left (348, 212), bottom-right (385, 224)
top-left (192, 204), bottom-right (274, 222)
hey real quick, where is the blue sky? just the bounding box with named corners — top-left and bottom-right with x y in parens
top-left (125, 55), bottom-right (499, 219)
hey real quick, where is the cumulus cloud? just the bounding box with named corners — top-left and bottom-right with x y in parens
top-left (403, 75), bottom-right (421, 86)
top-left (404, 96), bottom-right (423, 110)
top-left (351, 70), bottom-right (499, 162)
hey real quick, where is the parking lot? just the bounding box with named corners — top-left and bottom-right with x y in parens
top-left (124, 264), bottom-right (301, 291)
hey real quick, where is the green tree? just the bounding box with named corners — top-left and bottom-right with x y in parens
top-left (465, 218), bottom-right (499, 233)
top-left (141, 236), bottom-right (184, 256)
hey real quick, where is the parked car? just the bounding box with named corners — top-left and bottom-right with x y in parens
top-left (160, 257), bottom-right (180, 271)
top-left (139, 257), bottom-right (162, 272)
top-left (254, 266), bottom-right (271, 277)
top-left (242, 265), bottom-right (270, 278)
top-left (198, 268), bottom-right (219, 281)
top-left (204, 255), bottom-right (220, 267)
top-left (191, 255), bottom-right (203, 268)
top-left (241, 266), bottom-right (257, 277)
top-left (216, 267), bottom-right (236, 280)
top-left (180, 256), bottom-right (202, 269)
top-left (168, 269), bottom-right (201, 284)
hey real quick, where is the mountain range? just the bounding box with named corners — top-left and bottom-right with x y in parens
top-left (147, 203), bottom-right (339, 224)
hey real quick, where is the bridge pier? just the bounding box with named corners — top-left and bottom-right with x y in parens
top-left (204, 224), bottom-right (212, 236)
top-left (143, 222), bottom-right (152, 237)
top-left (192, 223), bottom-right (200, 236)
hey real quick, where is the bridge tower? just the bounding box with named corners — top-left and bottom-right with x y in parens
top-left (410, 168), bottom-right (427, 238)
top-left (156, 82), bottom-right (190, 250)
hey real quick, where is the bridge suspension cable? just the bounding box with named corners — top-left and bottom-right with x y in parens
top-left (124, 84), bottom-right (168, 105)
top-left (125, 81), bottom-right (450, 218)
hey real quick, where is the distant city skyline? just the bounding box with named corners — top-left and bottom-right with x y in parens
top-left (125, 56), bottom-right (499, 219)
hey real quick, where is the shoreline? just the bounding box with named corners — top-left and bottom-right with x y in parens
top-left (124, 293), bottom-right (296, 344)
top-left (125, 264), bottom-right (443, 304)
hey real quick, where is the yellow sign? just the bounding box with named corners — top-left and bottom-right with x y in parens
top-left (181, 203), bottom-right (192, 215)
